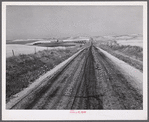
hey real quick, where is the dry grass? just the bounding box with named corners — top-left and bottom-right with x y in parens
top-left (96, 44), bottom-right (143, 72)
top-left (6, 47), bottom-right (80, 102)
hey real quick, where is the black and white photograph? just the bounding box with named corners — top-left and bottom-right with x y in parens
top-left (2, 1), bottom-right (147, 120)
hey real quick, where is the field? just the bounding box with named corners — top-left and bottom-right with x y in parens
top-left (93, 34), bottom-right (143, 71)
top-left (6, 37), bottom-right (88, 46)
top-left (6, 38), bottom-right (86, 58)
top-left (7, 45), bottom-right (143, 110)
top-left (6, 35), bottom-right (143, 106)
top-left (6, 46), bottom-right (82, 102)
top-left (116, 40), bottom-right (143, 47)
top-left (7, 44), bottom-right (50, 57)
top-left (6, 37), bottom-right (88, 102)
top-left (93, 34), bottom-right (143, 48)
top-left (96, 44), bottom-right (143, 72)
top-left (6, 40), bottom-right (40, 44)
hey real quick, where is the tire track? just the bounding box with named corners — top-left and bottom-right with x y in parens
top-left (29, 48), bottom-right (88, 109)
top-left (11, 48), bottom-right (89, 109)
top-left (93, 46), bottom-right (143, 109)
top-left (9, 44), bottom-right (143, 109)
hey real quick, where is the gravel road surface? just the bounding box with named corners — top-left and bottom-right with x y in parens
top-left (7, 45), bottom-right (143, 109)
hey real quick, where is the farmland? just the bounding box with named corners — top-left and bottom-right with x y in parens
top-left (116, 40), bottom-right (143, 47)
top-left (6, 40), bottom-right (40, 44)
top-left (6, 37), bottom-right (87, 102)
top-left (6, 46), bottom-right (82, 102)
top-left (6, 37), bottom-right (87, 58)
top-left (7, 44), bottom-right (50, 57)
top-left (95, 42), bottom-right (143, 72)
top-left (7, 44), bottom-right (143, 110)
top-left (6, 35), bottom-right (143, 110)
top-left (93, 34), bottom-right (143, 48)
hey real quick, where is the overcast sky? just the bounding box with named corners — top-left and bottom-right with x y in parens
top-left (6, 6), bottom-right (143, 40)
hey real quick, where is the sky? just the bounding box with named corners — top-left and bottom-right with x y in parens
top-left (6, 6), bottom-right (143, 40)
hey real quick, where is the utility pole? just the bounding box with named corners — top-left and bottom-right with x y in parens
top-left (12, 50), bottom-right (15, 56)
top-left (35, 47), bottom-right (36, 54)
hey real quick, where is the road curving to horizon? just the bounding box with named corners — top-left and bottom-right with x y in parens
top-left (7, 45), bottom-right (143, 110)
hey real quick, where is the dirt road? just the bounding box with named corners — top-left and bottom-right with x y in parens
top-left (8, 45), bottom-right (143, 109)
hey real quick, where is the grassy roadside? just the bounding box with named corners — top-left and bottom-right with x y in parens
top-left (6, 47), bottom-right (81, 102)
top-left (97, 45), bottom-right (143, 72)
top-left (108, 45), bottom-right (143, 61)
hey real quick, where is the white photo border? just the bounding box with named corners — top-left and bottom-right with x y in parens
top-left (2, 1), bottom-right (148, 120)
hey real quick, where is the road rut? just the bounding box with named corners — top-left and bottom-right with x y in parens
top-left (8, 45), bottom-right (143, 109)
